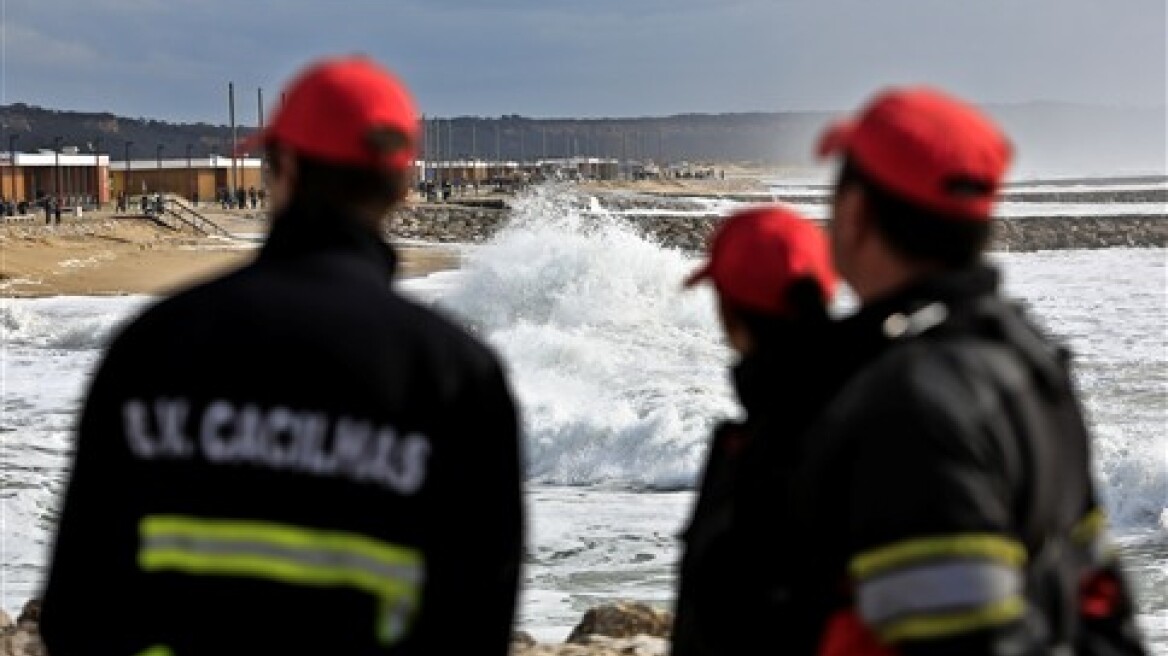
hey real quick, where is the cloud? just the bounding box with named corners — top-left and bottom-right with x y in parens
top-left (0, 0), bottom-right (1163, 123)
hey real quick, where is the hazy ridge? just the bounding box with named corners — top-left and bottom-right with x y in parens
top-left (1, 102), bottom-right (1163, 176)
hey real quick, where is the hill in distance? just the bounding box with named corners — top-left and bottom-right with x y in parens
top-left (2, 102), bottom-right (1163, 178)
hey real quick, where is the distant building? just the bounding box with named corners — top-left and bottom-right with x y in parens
top-left (414, 157), bottom-right (619, 187)
top-left (108, 156), bottom-right (264, 203)
top-left (0, 151), bottom-right (111, 205)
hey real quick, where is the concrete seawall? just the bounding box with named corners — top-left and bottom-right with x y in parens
top-left (388, 203), bottom-right (1167, 252)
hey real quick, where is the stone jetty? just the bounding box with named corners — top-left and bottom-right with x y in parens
top-left (388, 190), bottom-right (1167, 252)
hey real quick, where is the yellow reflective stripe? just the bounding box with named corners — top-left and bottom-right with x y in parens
top-left (140, 549), bottom-right (415, 600)
top-left (135, 647), bottom-right (173, 656)
top-left (851, 534), bottom-right (1026, 580)
top-left (1071, 508), bottom-right (1106, 544)
top-left (878, 596), bottom-right (1025, 643)
top-left (1069, 508), bottom-right (1117, 564)
top-left (139, 516), bottom-right (423, 645)
top-left (141, 516), bottom-right (420, 571)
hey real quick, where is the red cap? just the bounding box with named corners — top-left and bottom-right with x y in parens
top-left (816, 86), bottom-right (1012, 221)
top-left (684, 205), bottom-right (837, 316)
top-left (246, 56), bottom-right (418, 170)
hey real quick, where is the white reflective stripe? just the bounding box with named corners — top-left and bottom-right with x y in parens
top-left (381, 598), bottom-right (412, 644)
top-left (858, 558), bottom-right (1023, 627)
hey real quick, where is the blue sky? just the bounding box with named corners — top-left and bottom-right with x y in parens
top-left (2, 0), bottom-right (1164, 124)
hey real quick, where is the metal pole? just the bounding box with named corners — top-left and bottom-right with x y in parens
top-left (93, 137), bottom-right (103, 207)
top-left (434, 118), bottom-right (441, 188)
top-left (258, 87), bottom-right (265, 131)
top-left (420, 114), bottom-right (427, 186)
top-left (53, 136), bottom-right (62, 200)
top-left (8, 134), bottom-right (17, 202)
top-left (622, 130), bottom-right (628, 179)
top-left (186, 144), bottom-right (194, 202)
top-left (124, 141), bottom-right (133, 202)
top-left (229, 82), bottom-right (237, 199)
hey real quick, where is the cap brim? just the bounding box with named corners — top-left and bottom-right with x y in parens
top-left (815, 119), bottom-right (855, 159)
top-left (683, 263), bottom-right (712, 289)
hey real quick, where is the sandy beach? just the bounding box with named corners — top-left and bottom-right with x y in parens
top-left (0, 174), bottom-right (769, 299)
top-left (0, 208), bottom-right (462, 298)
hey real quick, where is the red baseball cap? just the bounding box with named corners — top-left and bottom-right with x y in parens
top-left (684, 205), bottom-right (837, 316)
top-left (816, 86), bottom-right (1012, 221)
top-left (247, 55), bottom-right (419, 170)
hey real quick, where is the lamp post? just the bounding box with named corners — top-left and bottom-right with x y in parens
top-left (124, 141), bottom-right (133, 205)
top-left (93, 137), bottom-right (103, 208)
top-left (7, 134), bottom-right (17, 202)
top-left (186, 144), bottom-right (194, 204)
top-left (155, 144), bottom-right (164, 194)
top-left (53, 136), bottom-right (62, 201)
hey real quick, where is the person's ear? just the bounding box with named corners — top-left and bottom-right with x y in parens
top-left (717, 297), bottom-right (754, 355)
top-left (274, 147), bottom-right (299, 185)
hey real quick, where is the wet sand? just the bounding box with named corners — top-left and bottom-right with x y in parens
top-left (0, 210), bottom-right (461, 298)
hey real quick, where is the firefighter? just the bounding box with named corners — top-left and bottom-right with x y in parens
top-left (39, 56), bottom-right (525, 655)
top-left (671, 205), bottom-right (841, 656)
top-left (787, 87), bottom-right (1148, 655)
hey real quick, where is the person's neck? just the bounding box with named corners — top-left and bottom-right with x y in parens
top-left (270, 198), bottom-right (390, 234)
top-left (852, 255), bottom-right (942, 306)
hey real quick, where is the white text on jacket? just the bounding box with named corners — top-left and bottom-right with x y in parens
top-left (123, 398), bottom-right (430, 494)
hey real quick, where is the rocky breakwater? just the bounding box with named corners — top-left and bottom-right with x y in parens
top-left (585, 189), bottom-right (1168, 253)
top-left (1, 599), bottom-right (672, 656)
top-left (616, 214), bottom-right (1168, 253)
top-left (388, 200), bottom-right (509, 243)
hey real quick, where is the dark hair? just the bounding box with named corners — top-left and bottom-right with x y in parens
top-left (837, 159), bottom-right (991, 268)
top-left (730, 276), bottom-right (831, 346)
top-left (266, 147), bottom-right (409, 212)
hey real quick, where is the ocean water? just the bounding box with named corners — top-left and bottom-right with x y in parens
top-left (1, 183), bottom-right (1165, 650)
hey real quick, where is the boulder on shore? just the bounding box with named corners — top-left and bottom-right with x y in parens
top-left (3, 598), bottom-right (672, 656)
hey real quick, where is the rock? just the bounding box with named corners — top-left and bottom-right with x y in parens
top-left (565, 601), bottom-right (672, 644)
top-left (575, 634), bottom-right (667, 655)
top-left (0, 609), bottom-right (12, 633)
top-left (513, 630), bottom-right (538, 647)
top-left (15, 601), bottom-right (39, 627)
top-left (511, 642), bottom-right (648, 656)
top-left (2, 626), bottom-right (48, 656)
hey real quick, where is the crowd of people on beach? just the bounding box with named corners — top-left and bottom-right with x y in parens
top-left (0, 194), bottom-right (68, 224)
top-left (215, 185), bottom-right (266, 210)
top-left (0, 193), bottom-right (101, 223)
top-left (0, 196), bottom-right (33, 217)
top-left (32, 55), bottom-right (1151, 656)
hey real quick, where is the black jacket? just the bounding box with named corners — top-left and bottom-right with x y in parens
top-left (39, 204), bottom-right (525, 655)
top-left (789, 266), bottom-right (1147, 655)
top-left (671, 315), bottom-right (862, 656)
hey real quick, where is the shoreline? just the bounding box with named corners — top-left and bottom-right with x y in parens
top-left (0, 598), bottom-right (674, 656)
top-left (3, 177), bottom-right (1164, 298)
top-left (0, 210), bottom-right (462, 299)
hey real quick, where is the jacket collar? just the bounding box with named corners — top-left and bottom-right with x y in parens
top-left (258, 202), bottom-right (398, 280)
top-left (842, 264), bottom-right (1000, 341)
